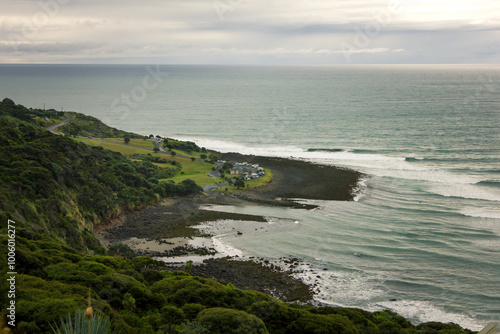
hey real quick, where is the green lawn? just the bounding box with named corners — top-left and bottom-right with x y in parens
top-left (166, 159), bottom-right (218, 185)
top-left (74, 137), bottom-right (219, 185)
top-left (164, 147), bottom-right (217, 159)
top-left (74, 137), bottom-right (272, 189)
top-left (247, 168), bottom-right (273, 188)
top-left (167, 173), bottom-right (218, 185)
top-left (104, 138), bottom-right (155, 148)
top-left (74, 138), bottom-right (152, 155)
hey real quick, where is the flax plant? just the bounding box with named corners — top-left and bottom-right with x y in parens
top-left (51, 289), bottom-right (117, 334)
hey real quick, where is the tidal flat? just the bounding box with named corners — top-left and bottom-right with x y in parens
top-left (97, 154), bottom-right (362, 303)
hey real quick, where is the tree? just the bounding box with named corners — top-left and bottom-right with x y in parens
top-left (184, 260), bottom-right (193, 274)
top-left (123, 292), bottom-right (136, 311)
top-left (149, 134), bottom-right (154, 138)
top-left (191, 157), bottom-right (196, 161)
top-left (222, 162), bottom-right (233, 171)
top-left (161, 306), bottom-right (185, 326)
top-left (124, 137), bottom-right (130, 144)
top-left (107, 244), bottom-right (135, 259)
top-left (196, 308), bottom-right (268, 334)
top-left (153, 147), bottom-right (160, 153)
top-left (170, 151), bottom-right (176, 156)
top-left (234, 178), bottom-right (245, 189)
top-left (180, 179), bottom-right (202, 194)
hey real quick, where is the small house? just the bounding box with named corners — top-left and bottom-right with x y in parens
top-left (230, 167), bottom-right (245, 175)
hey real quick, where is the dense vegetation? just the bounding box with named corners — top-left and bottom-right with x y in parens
top-left (0, 98), bottom-right (201, 251)
top-left (162, 138), bottom-right (205, 154)
top-left (1, 230), bottom-right (475, 333)
top-left (0, 99), bottom-right (475, 333)
top-left (58, 112), bottom-right (145, 139)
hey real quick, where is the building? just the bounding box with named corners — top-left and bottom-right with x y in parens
top-left (230, 167), bottom-right (245, 175)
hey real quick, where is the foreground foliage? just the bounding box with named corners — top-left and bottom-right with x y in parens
top-left (51, 310), bottom-right (116, 334)
top-left (1, 233), bottom-right (475, 333)
top-left (0, 99), bottom-right (475, 333)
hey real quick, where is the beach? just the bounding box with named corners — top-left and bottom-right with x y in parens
top-left (97, 154), bottom-right (362, 303)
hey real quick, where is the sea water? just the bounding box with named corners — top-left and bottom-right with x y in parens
top-left (1, 64), bottom-right (499, 330)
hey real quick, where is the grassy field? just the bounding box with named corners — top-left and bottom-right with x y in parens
top-left (165, 159), bottom-right (216, 185)
top-left (103, 138), bottom-right (155, 148)
top-left (74, 137), bottom-right (220, 185)
top-left (248, 168), bottom-right (273, 188)
top-left (74, 138), bottom-right (152, 155)
top-left (74, 137), bottom-right (272, 189)
top-left (168, 173), bottom-right (217, 185)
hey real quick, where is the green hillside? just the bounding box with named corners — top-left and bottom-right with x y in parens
top-left (0, 99), bottom-right (475, 333)
top-left (57, 112), bottom-right (146, 139)
top-left (0, 98), bottom-right (201, 251)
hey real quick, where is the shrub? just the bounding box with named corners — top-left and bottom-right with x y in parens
top-left (160, 305), bottom-right (186, 325)
top-left (196, 307), bottom-right (269, 334)
top-left (18, 298), bottom-right (82, 333)
top-left (45, 261), bottom-right (110, 290)
top-left (107, 244), bottom-right (136, 260)
top-left (311, 307), bottom-right (378, 333)
top-left (249, 300), bottom-right (304, 334)
top-left (151, 274), bottom-right (271, 309)
top-left (120, 311), bottom-right (155, 333)
top-left (143, 270), bottom-right (164, 286)
top-left (182, 303), bottom-right (206, 321)
top-left (99, 273), bottom-right (154, 311)
top-left (416, 322), bottom-right (473, 334)
top-left (286, 313), bottom-right (359, 334)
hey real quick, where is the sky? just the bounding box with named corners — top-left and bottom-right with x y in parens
top-left (0, 0), bottom-right (499, 64)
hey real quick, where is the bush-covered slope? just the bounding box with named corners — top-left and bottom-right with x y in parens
top-left (1, 231), bottom-right (476, 333)
top-left (57, 112), bottom-right (146, 139)
top-left (0, 98), bottom-right (201, 250)
top-left (0, 99), bottom-right (476, 333)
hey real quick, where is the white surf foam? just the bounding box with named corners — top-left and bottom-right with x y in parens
top-left (460, 207), bottom-right (500, 220)
top-left (212, 236), bottom-right (244, 257)
top-left (189, 137), bottom-right (500, 205)
top-left (253, 257), bottom-right (487, 331)
top-left (173, 137), bottom-right (303, 157)
top-left (180, 136), bottom-right (484, 186)
top-left (256, 258), bottom-right (387, 305)
top-left (430, 183), bottom-right (500, 202)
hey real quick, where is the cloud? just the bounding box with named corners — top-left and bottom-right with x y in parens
top-left (0, 41), bottom-right (101, 53)
top-left (0, 0), bottom-right (499, 63)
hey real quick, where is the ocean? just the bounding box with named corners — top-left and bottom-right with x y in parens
top-left (1, 64), bottom-right (499, 330)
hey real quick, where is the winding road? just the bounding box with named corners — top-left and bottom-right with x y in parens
top-left (46, 113), bottom-right (72, 135)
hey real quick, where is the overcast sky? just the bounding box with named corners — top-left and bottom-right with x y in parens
top-left (1, 0), bottom-right (499, 64)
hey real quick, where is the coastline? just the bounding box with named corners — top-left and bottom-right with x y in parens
top-left (98, 154), bottom-right (362, 303)
top-left (223, 153), bottom-right (362, 202)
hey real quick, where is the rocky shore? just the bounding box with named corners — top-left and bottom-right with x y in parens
top-left (223, 153), bottom-right (362, 202)
top-left (98, 154), bottom-right (362, 304)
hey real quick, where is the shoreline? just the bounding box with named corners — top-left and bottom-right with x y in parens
top-left (223, 153), bottom-right (362, 202)
top-left (98, 154), bottom-right (363, 304)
